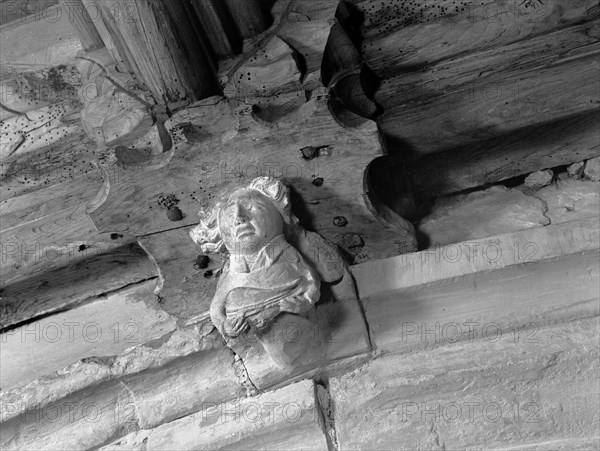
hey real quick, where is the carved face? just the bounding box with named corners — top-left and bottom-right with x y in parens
top-left (219, 190), bottom-right (283, 254)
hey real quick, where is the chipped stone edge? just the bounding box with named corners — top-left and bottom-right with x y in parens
top-left (0, 320), bottom-right (217, 423)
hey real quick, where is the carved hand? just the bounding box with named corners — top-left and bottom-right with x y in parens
top-left (224, 315), bottom-right (250, 337)
top-left (210, 301), bottom-right (228, 337)
top-left (253, 303), bottom-right (281, 329)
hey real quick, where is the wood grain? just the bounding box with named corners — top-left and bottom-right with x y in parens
top-left (88, 95), bottom-right (417, 261)
top-left (229, 35), bottom-right (302, 97)
top-left (58, 0), bottom-right (104, 52)
top-left (224, 0), bottom-right (274, 39)
top-left (0, 204), bottom-right (126, 287)
top-left (0, 243), bottom-right (157, 329)
top-left (189, 0), bottom-right (241, 57)
top-left (0, 170), bottom-right (104, 232)
top-left (377, 28), bottom-right (599, 154)
top-left (88, 0), bottom-right (218, 103)
top-left (0, 4), bottom-right (81, 79)
top-left (376, 20), bottom-right (599, 107)
top-left (404, 110), bottom-right (600, 199)
top-left (359, 0), bottom-right (599, 79)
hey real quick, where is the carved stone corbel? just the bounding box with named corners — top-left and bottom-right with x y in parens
top-left (190, 178), bottom-right (326, 368)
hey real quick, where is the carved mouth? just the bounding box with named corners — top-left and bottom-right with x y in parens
top-left (235, 225), bottom-right (254, 239)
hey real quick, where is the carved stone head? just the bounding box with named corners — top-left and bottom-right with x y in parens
top-left (190, 177), bottom-right (328, 369)
top-left (190, 177), bottom-right (297, 256)
top-left (190, 177), bottom-right (347, 369)
top-left (219, 189), bottom-right (284, 256)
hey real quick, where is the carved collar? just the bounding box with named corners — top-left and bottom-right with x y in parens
top-left (229, 234), bottom-right (291, 273)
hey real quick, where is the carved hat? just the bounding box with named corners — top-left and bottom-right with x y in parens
top-left (190, 177), bottom-right (298, 254)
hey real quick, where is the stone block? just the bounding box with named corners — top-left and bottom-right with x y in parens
top-left (227, 269), bottom-right (371, 390)
top-left (524, 169), bottom-right (554, 190)
top-left (329, 318), bottom-right (600, 450)
top-left (0, 281), bottom-right (177, 391)
top-left (1, 381), bottom-right (137, 450)
top-left (0, 322), bottom-right (219, 425)
top-left (352, 219), bottom-right (600, 355)
top-left (101, 380), bottom-right (329, 451)
top-left (584, 156), bottom-right (600, 181)
top-left (121, 343), bottom-right (243, 430)
top-left (536, 175), bottom-right (599, 225)
top-left (418, 186), bottom-right (549, 246)
top-left (567, 161), bottom-right (585, 179)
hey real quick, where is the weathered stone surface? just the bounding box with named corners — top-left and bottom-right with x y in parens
top-left (418, 186), bottom-right (549, 246)
top-left (567, 161), bottom-right (586, 179)
top-left (0, 280), bottom-right (177, 391)
top-left (228, 269), bottom-right (371, 390)
top-left (524, 169), bottom-right (554, 190)
top-left (0, 325), bottom-right (244, 449)
top-left (1, 380), bottom-right (137, 450)
top-left (330, 318), bottom-right (600, 450)
top-left (121, 347), bottom-right (243, 430)
top-left (100, 380), bottom-right (329, 451)
top-left (352, 219), bottom-right (600, 354)
top-left (0, 322), bottom-right (217, 423)
top-left (535, 175), bottom-right (600, 225)
top-left (584, 156), bottom-right (600, 181)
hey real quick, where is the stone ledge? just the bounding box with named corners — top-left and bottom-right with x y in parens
top-left (1, 379), bottom-right (137, 450)
top-left (329, 317), bottom-right (600, 450)
top-left (0, 320), bottom-right (243, 450)
top-left (0, 280), bottom-right (177, 391)
top-left (352, 218), bottom-right (600, 353)
top-left (2, 219), bottom-right (598, 449)
top-left (0, 322), bottom-right (217, 419)
top-left (352, 217), bottom-right (599, 300)
top-left (100, 379), bottom-right (329, 451)
top-left (418, 185), bottom-right (549, 246)
top-left (229, 268), bottom-right (372, 391)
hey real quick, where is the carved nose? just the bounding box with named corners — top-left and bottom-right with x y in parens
top-left (233, 205), bottom-right (248, 225)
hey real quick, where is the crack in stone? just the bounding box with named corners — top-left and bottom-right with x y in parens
top-left (430, 421), bottom-right (447, 451)
top-left (520, 187), bottom-right (553, 226)
top-left (224, 342), bottom-right (259, 397)
top-left (315, 381), bottom-right (339, 451)
top-left (119, 380), bottom-right (142, 428)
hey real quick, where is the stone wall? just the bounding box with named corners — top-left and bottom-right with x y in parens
top-left (1, 216), bottom-right (598, 450)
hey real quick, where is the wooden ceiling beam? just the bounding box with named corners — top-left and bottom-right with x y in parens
top-left (57, 0), bottom-right (104, 52)
top-left (377, 20), bottom-right (600, 155)
top-left (188, 0), bottom-right (242, 57)
top-left (82, 0), bottom-right (219, 104)
top-left (359, 0), bottom-right (598, 79)
top-left (224, 0), bottom-right (274, 39)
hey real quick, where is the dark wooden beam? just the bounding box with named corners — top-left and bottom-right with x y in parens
top-left (359, 0), bottom-right (598, 79)
top-left (376, 20), bottom-right (599, 155)
top-left (405, 110), bottom-right (600, 199)
top-left (85, 0), bottom-right (219, 104)
top-left (224, 0), bottom-right (274, 39)
top-left (189, 0), bottom-right (242, 57)
top-left (0, 243), bottom-right (156, 330)
top-left (58, 0), bottom-right (104, 52)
